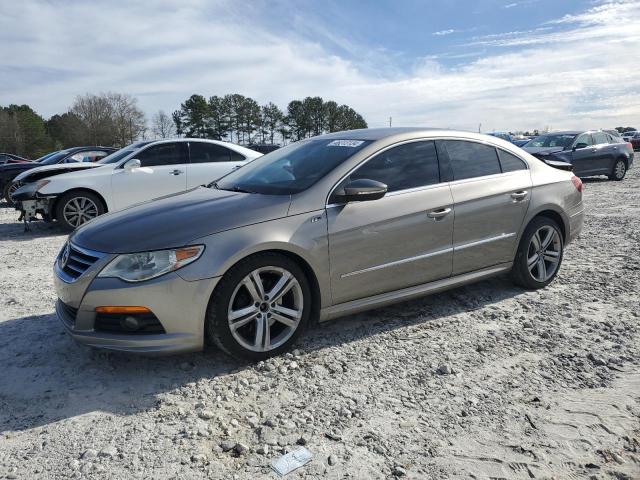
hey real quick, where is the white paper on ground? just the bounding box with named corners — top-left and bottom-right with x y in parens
top-left (270, 447), bottom-right (313, 476)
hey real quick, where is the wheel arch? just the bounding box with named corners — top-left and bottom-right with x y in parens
top-left (50, 188), bottom-right (109, 220)
top-left (527, 209), bottom-right (567, 243)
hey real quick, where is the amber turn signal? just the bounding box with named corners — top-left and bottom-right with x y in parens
top-left (95, 306), bottom-right (152, 314)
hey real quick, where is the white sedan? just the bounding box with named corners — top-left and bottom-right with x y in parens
top-left (12, 139), bottom-right (262, 230)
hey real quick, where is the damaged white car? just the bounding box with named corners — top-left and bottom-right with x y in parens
top-left (11, 139), bottom-right (262, 230)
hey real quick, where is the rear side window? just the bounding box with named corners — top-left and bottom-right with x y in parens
top-left (190, 142), bottom-right (243, 163)
top-left (350, 140), bottom-right (440, 192)
top-left (136, 143), bottom-right (187, 167)
top-left (498, 149), bottom-right (527, 172)
top-left (592, 132), bottom-right (608, 145)
top-left (443, 140), bottom-right (501, 180)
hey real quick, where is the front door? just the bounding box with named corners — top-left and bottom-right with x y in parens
top-left (111, 142), bottom-right (188, 210)
top-left (187, 141), bottom-right (246, 188)
top-left (439, 140), bottom-right (532, 275)
top-left (570, 133), bottom-right (597, 176)
top-left (327, 140), bottom-right (454, 305)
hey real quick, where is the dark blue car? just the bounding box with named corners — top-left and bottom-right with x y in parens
top-left (523, 130), bottom-right (634, 181)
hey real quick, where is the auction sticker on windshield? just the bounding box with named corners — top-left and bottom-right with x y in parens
top-left (327, 140), bottom-right (365, 147)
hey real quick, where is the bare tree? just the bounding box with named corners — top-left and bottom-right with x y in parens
top-left (151, 110), bottom-right (175, 139)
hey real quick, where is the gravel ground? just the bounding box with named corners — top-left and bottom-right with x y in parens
top-left (0, 170), bottom-right (639, 479)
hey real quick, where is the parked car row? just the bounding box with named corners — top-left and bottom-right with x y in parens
top-left (0, 128), bottom-right (587, 359)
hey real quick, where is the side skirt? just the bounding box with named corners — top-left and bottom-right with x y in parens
top-left (319, 262), bottom-right (512, 322)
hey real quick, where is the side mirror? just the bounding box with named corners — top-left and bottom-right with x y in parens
top-left (124, 158), bottom-right (141, 171)
top-left (334, 179), bottom-right (387, 203)
top-left (573, 143), bottom-right (588, 151)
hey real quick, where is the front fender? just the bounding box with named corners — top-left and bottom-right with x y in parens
top-left (176, 210), bottom-right (332, 308)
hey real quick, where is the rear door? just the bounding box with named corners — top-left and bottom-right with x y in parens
top-left (569, 133), bottom-right (597, 176)
top-left (187, 142), bottom-right (246, 188)
top-left (111, 142), bottom-right (188, 210)
top-left (439, 140), bottom-right (532, 276)
top-left (327, 140), bottom-right (454, 304)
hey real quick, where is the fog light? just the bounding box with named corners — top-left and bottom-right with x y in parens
top-left (122, 316), bottom-right (140, 330)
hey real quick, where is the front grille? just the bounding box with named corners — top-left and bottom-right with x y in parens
top-left (59, 243), bottom-right (101, 281)
top-left (95, 313), bottom-right (166, 335)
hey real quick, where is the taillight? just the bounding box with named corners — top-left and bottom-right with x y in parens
top-left (571, 174), bottom-right (583, 193)
top-left (627, 142), bottom-right (633, 149)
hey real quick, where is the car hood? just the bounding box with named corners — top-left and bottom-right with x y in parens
top-left (14, 162), bottom-right (102, 183)
top-left (71, 187), bottom-right (292, 254)
top-left (523, 146), bottom-right (565, 155)
top-left (0, 162), bottom-right (36, 175)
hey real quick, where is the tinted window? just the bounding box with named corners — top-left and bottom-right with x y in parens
top-left (190, 142), bottom-right (238, 163)
top-left (215, 139), bottom-right (372, 195)
top-left (592, 132), bottom-right (608, 145)
top-left (40, 150), bottom-right (71, 165)
top-left (498, 149), bottom-right (527, 172)
top-left (443, 141), bottom-right (501, 180)
top-left (349, 141), bottom-right (440, 192)
top-left (526, 134), bottom-right (576, 148)
top-left (136, 143), bottom-right (187, 167)
top-left (230, 150), bottom-right (246, 162)
top-left (573, 133), bottom-right (593, 148)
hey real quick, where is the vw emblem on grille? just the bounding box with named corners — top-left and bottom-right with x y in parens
top-left (60, 244), bottom-right (70, 269)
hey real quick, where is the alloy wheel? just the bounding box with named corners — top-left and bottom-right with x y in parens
top-left (614, 160), bottom-right (626, 179)
top-left (527, 225), bottom-right (561, 282)
top-left (62, 196), bottom-right (99, 227)
top-left (227, 266), bottom-right (303, 352)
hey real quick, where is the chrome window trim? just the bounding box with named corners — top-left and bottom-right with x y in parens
top-left (340, 232), bottom-right (516, 279)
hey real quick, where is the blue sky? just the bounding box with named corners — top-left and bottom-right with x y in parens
top-left (0, 0), bottom-right (639, 132)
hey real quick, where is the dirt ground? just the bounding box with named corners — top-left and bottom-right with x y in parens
top-left (0, 170), bottom-right (638, 479)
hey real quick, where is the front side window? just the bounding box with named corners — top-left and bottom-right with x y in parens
top-left (136, 143), bottom-right (187, 167)
top-left (190, 142), bottom-right (241, 163)
top-left (443, 140), bottom-right (501, 180)
top-left (573, 133), bottom-right (593, 148)
top-left (215, 139), bottom-right (372, 195)
top-left (349, 141), bottom-right (440, 192)
top-left (498, 149), bottom-right (528, 172)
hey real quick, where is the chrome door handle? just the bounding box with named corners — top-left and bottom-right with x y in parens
top-left (170, 169), bottom-right (183, 175)
top-left (427, 207), bottom-right (452, 219)
top-left (511, 190), bottom-right (528, 201)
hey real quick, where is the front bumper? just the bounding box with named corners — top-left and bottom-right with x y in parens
top-left (11, 184), bottom-right (55, 220)
top-left (54, 247), bottom-right (219, 354)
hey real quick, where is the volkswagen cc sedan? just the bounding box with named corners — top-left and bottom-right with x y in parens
top-left (54, 128), bottom-right (584, 359)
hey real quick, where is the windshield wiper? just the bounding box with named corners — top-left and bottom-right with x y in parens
top-left (208, 182), bottom-right (255, 194)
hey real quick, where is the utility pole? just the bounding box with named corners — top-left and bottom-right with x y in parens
top-left (389, 117), bottom-right (392, 128)
top-left (478, 123), bottom-right (482, 133)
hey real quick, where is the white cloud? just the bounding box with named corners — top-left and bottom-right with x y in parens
top-left (0, 0), bottom-right (639, 132)
top-left (432, 29), bottom-right (456, 36)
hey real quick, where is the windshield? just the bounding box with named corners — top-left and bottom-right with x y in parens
top-left (97, 141), bottom-right (151, 164)
top-left (35, 151), bottom-right (59, 162)
top-left (215, 138), bottom-right (372, 195)
top-left (39, 150), bottom-right (72, 165)
top-left (525, 134), bottom-right (576, 148)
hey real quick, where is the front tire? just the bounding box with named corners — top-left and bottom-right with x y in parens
top-left (608, 159), bottom-right (627, 181)
top-left (206, 253), bottom-right (311, 361)
top-left (511, 217), bottom-right (563, 289)
top-left (2, 182), bottom-right (17, 207)
top-left (55, 191), bottom-right (105, 231)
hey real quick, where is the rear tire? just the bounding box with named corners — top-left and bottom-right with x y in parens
top-left (608, 159), bottom-right (627, 181)
top-left (55, 191), bottom-right (106, 231)
top-left (205, 253), bottom-right (311, 361)
top-left (511, 217), bottom-right (563, 290)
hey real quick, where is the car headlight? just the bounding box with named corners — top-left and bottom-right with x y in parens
top-left (97, 246), bottom-right (204, 282)
top-left (35, 179), bottom-right (50, 191)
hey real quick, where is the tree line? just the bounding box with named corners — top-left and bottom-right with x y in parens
top-left (0, 92), bottom-right (368, 159)
top-left (172, 94), bottom-right (367, 145)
